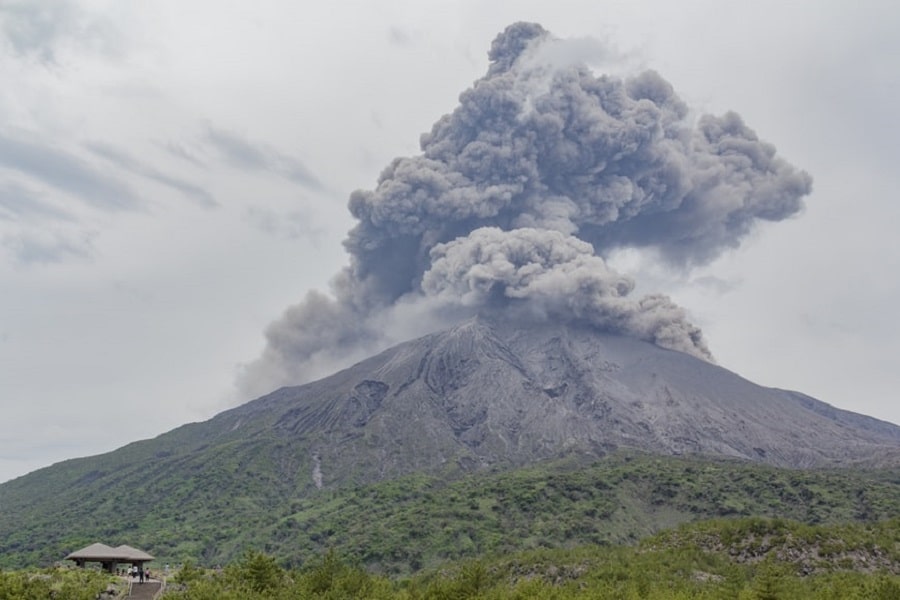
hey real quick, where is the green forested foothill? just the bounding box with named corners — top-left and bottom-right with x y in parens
top-left (3, 453), bottom-right (900, 572)
top-left (267, 455), bottom-right (900, 574)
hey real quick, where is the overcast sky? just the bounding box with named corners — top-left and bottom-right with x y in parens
top-left (2, 0), bottom-right (899, 484)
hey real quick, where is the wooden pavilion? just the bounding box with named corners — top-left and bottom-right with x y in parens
top-left (65, 543), bottom-right (154, 573)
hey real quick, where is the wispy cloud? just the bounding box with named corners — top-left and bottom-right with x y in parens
top-left (0, 181), bottom-right (73, 222)
top-left (0, 132), bottom-right (139, 211)
top-left (205, 127), bottom-right (322, 189)
top-left (0, 0), bottom-right (123, 63)
top-left (162, 141), bottom-right (208, 169)
top-left (86, 141), bottom-right (218, 208)
top-left (2, 229), bottom-right (94, 265)
top-left (244, 206), bottom-right (324, 241)
top-left (0, 1), bottom-right (79, 62)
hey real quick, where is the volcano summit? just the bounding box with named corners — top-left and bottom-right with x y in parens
top-left (224, 316), bottom-right (900, 489)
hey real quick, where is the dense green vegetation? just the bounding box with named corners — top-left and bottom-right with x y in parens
top-left (5, 518), bottom-right (900, 598)
top-left (0, 568), bottom-right (119, 599)
top-left (4, 452), bottom-right (900, 572)
top-left (263, 453), bottom-right (900, 574)
top-left (158, 517), bottom-right (900, 598)
top-left (5, 517), bottom-right (899, 598)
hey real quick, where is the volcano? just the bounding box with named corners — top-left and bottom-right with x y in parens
top-left (3, 315), bottom-right (899, 569)
top-left (0, 22), bottom-right (886, 570)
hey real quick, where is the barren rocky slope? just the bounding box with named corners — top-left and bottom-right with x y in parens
top-left (210, 315), bottom-right (900, 489)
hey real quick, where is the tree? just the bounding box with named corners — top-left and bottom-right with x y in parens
top-left (752, 558), bottom-right (785, 600)
top-left (226, 550), bottom-right (283, 594)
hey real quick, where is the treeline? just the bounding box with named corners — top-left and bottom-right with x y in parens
top-left (5, 517), bottom-right (900, 599)
top-left (160, 517), bottom-right (900, 599)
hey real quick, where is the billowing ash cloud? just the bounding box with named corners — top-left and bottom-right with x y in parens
top-left (238, 22), bottom-right (811, 397)
top-left (422, 227), bottom-right (710, 359)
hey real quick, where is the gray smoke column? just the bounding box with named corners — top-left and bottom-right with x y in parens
top-left (238, 22), bottom-right (811, 397)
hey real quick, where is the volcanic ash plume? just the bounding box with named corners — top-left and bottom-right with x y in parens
top-left (238, 22), bottom-right (811, 397)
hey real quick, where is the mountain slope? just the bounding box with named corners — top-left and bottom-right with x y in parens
top-left (2, 316), bottom-right (900, 568)
top-left (216, 315), bottom-right (900, 483)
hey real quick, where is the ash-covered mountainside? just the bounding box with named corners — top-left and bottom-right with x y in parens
top-left (217, 316), bottom-right (900, 486)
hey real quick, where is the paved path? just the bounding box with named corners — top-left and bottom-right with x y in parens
top-left (126, 580), bottom-right (162, 599)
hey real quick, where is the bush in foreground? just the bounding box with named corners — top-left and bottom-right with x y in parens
top-left (0, 568), bottom-right (117, 600)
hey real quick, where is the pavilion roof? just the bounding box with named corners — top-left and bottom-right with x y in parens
top-left (65, 543), bottom-right (154, 562)
top-left (65, 543), bottom-right (116, 560)
top-left (113, 545), bottom-right (154, 561)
